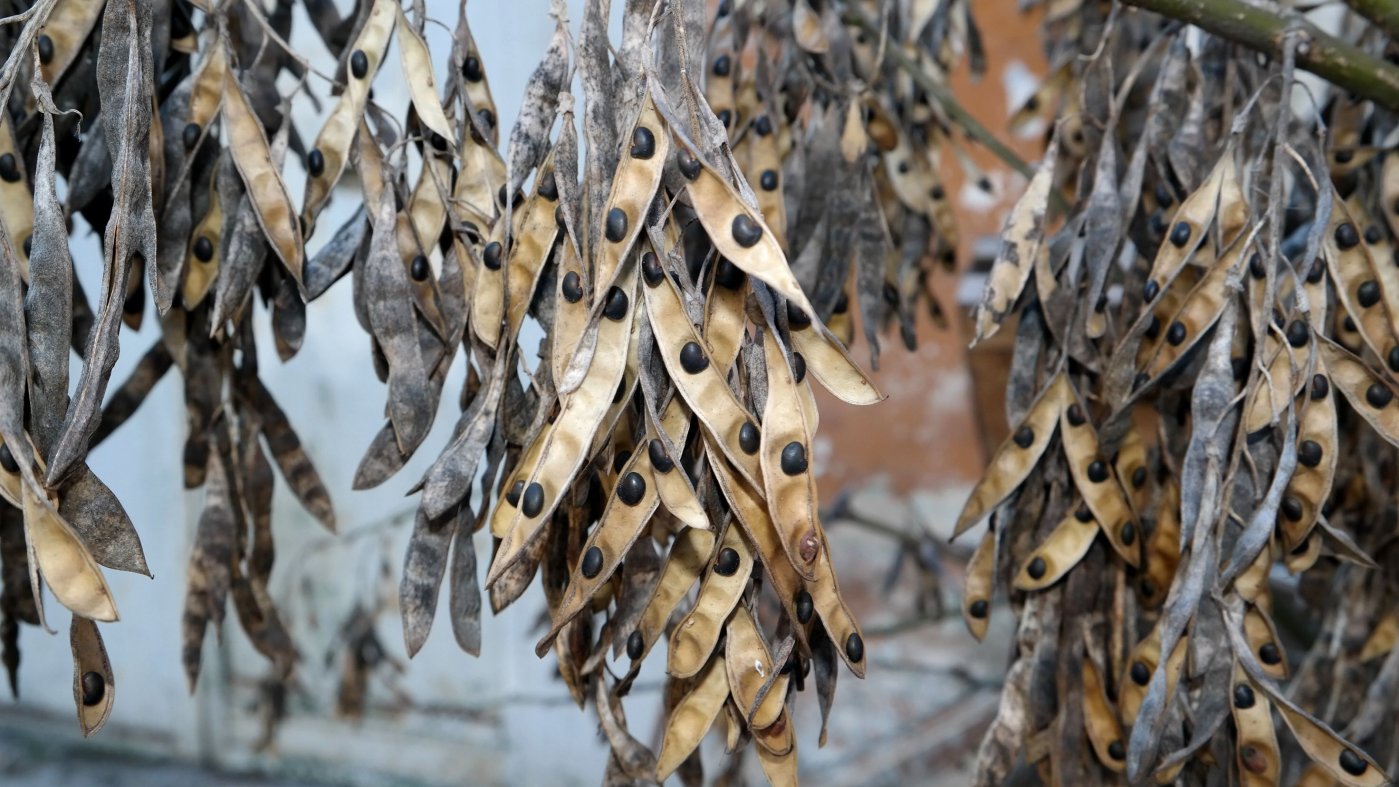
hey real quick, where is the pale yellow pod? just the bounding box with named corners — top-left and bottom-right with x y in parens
top-left (1120, 625), bottom-right (1186, 724)
top-left (804, 527), bottom-right (867, 678)
top-left (1359, 612), bottom-right (1399, 662)
top-left (1297, 763), bottom-right (1346, 787)
top-left (550, 237), bottom-right (590, 384)
top-left (703, 258), bottom-right (748, 374)
top-left (186, 45), bottom-right (226, 138)
top-left (1136, 265), bottom-right (1203, 366)
top-left (1241, 331), bottom-right (1305, 435)
top-left (35, 0), bottom-right (107, 88)
top-left (704, 49), bottom-right (736, 136)
top-left (1285, 529), bottom-right (1323, 574)
top-left (760, 334), bottom-right (822, 580)
top-left (1114, 427), bottom-right (1151, 514)
top-left (23, 482), bottom-right (117, 622)
top-left (1140, 239), bottom-right (1243, 381)
top-left (650, 400), bottom-right (708, 532)
top-left (1326, 197), bottom-right (1396, 363)
top-left (1060, 395), bottom-right (1141, 567)
top-left (408, 154), bottom-right (452, 259)
top-left (1243, 604), bottom-right (1288, 680)
top-left (595, 94), bottom-right (669, 294)
top-left (1143, 150), bottom-right (1232, 293)
top-left (1283, 364), bottom-right (1338, 549)
top-left (394, 211), bottom-right (448, 340)
top-left (0, 118), bottom-right (34, 282)
top-left (1009, 62), bottom-right (1071, 133)
top-left (470, 223), bottom-right (508, 349)
top-left (1082, 658), bottom-right (1126, 773)
top-left (1234, 539), bottom-right (1273, 610)
top-left (788, 322), bottom-right (885, 406)
top-left (450, 118), bottom-right (507, 231)
top-left (655, 654), bottom-right (729, 781)
top-left (395, 7), bottom-right (455, 145)
top-left (972, 134), bottom-right (1058, 343)
top-left (1271, 696), bottom-right (1387, 787)
top-left (503, 161), bottom-right (562, 343)
top-left (1230, 666), bottom-right (1280, 786)
top-left (668, 525), bottom-right (753, 679)
top-left (630, 526), bottom-right (715, 668)
top-left (962, 528), bottom-right (996, 641)
top-left (754, 712), bottom-right (798, 787)
top-left (1318, 338), bottom-right (1399, 448)
top-left (1139, 477), bottom-right (1180, 608)
top-left (70, 615), bottom-right (115, 737)
top-left (742, 114), bottom-right (787, 248)
top-left (724, 605), bottom-right (790, 730)
top-left (1013, 505), bottom-right (1099, 591)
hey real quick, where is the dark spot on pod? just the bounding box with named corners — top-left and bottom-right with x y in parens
top-left (1281, 496), bottom-right (1303, 521)
top-left (1145, 315), bottom-right (1161, 340)
top-left (1248, 252), bottom-right (1265, 279)
top-left (617, 472), bottom-right (646, 506)
top-left (1366, 225), bottom-right (1384, 244)
top-left (712, 54), bottom-right (731, 76)
top-left (1087, 460), bottom-right (1109, 482)
top-left (1233, 684), bottom-right (1255, 708)
top-left (0, 444), bottom-right (17, 474)
top-left (679, 342), bottom-right (709, 374)
top-left (1168, 221), bottom-right (1192, 247)
top-left (1258, 642), bottom-right (1281, 665)
top-left (613, 379), bottom-right (627, 404)
top-left (787, 301), bottom-right (812, 329)
top-left (930, 184), bottom-right (945, 201)
top-left (1336, 222), bottom-right (1360, 250)
top-left (642, 252), bottom-right (664, 287)
top-left (1131, 661), bottom-right (1150, 685)
top-left (897, 160), bottom-right (910, 174)
top-left (80, 671), bottom-right (105, 706)
top-left (738, 421), bottom-right (760, 454)
top-left (580, 546), bottom-right (604, 578)
top-left (796, 590), bottom-right (815, 623)
top-left (561, 271), bottom-right (583, 303)
top-left (1367, 382), bottom-right (1393, 408)
top-left (677, 148), bottom-right (702, 180)
top-left (1286, 319), bottom-right (1309, 348)
top-left (193, 236), bottom-right (214, 262)
top-left (717, 109), bottom-right (732, 128)
top-left (603, 287), bottom-right (629, 320)
top-left (1121, 521), bottom-right (1136, 545)
top-left (505, 480), bottom-right (524, 506)
top-left (0, 154), bottom-right (21, 185)
top-left (605, 207), bottom-right (628, 242)
top-left (1155, 182), bottom-right (1174, 207)
top-left (1012, 426), bottom-right (1034, 448)
top-left (793, 353), bottom-right (807, 384)
top-left (483, 241), bottom-right (503, 270)
top-left (1358, 280), bottom-right (1381, 307)
top-left (1388, 346), bottom-right (1399, 374)
top-left (350, 50), bottom-right (369, 79)
top-left (1143, 279), bottom-right (1159, 302)
top-left (1344, 315), bottom-right (1358, 333)
top-left (1107, 740), bottom-right (1124, 761)
top-left (1232, 357), bottom-right (1249, 381)
top-left (760, 169), bottom-right (779, 191)
top-left (976, 176), bottom-right (992, 193)
top-left (1166, 321), bottom-right (1187, 346)
top-left (1311, 374), bottom-right (1329, 400)
top-left (477, 108), bottom-right (495, 130)
top-left (1075, 505), bottom-right (1093, 523)
top-left (1067, 404), bottom-right (1086, 427)
top-left (36, 34), bottom-right (55, 65)
top-left (1307, 258), bottom-right (1325, 283)
top-left (833, 292), bottom-right (849, 314)
top-left (1149, 210), bottom-right (1167, 239)
top-left (1340, 748), bottom-right (1369, 776)
top-left (1334, 148), bottom-right (1354, 164)
top-left (713, 547), bottom-right (742, 577)
top-left (1132, 466), bottom-right (1147, 488)
top-left (626, 630), bottom-right (644, 660)
top-left (612, 451), bottom-right (631, 473)
top-left (731, 214), bottom-right (763, 247)
top-left (780, 442), bottom-right (807, 475)
top-left (630, 126), bottom-right (655, 159)
top-left (22, 235), bottom-right (31, 257)
top-left (462, 55), bottom-right (483, 82)
top-left (1023, 95), bottom-right (1040, 111)
top-left (753, 115), bottom-right (773, 136)
top-left (715, 258), bottom-right (745, 289)
top-left (1140, 579), bottom-right (1156, 598)
top-left (521, 483), bottom-right (545, 517)
top-left (648, 439), bottom-right (674, 473)
top-left (1026, 557), bottom-right (1046, 580)
top-left (123, 291), bottom-right (141, 315)
top-left (845, 633), bottom-right (864, 663)
top-left (410, 254), bottom-right (430, 282)
top-left (306, 147), bottom-right (329, 180)
top-left (968, 599), bottom-right (988, 619)
top-left (537, 172), bottom-right (558, 201)
top-left (182, 123), bottom-right (202, 151)
top-left (1298, 439), bottom-right (1323, 468)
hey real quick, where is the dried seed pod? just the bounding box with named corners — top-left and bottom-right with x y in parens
top-left (1230, 668), bottom-right (1280, 786)
top-left (655, 652), bottom-right (728, 781)
top-left (667, 524), bottom-right (752, 679)
top-left (1058, 391), bottom-right (1140, 566)
top-left (70, 615), bottom-right (115, 737)
top-left (1082, 658), bottom-right (1126, 773)
top-left (962, 528), bottom-right (997, 642)
top-left (972, 134), bottom-right (1058, 342)
top-left (1013, 505), bottom-right (1099, 591)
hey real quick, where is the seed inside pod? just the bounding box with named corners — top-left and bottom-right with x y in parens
top-left (1145, 315), bottom-right (1161, 340)
top-left (845, 633), bottom-right (865, 663)
top-left (1248, 252), bottom-right (1265, 279)
top-left (641, 252), bottom-right (663, 286)
top-left (1233, 684), bottom-right (1255, 708)
top-left (80, 671), bottom-right (105, 706)
top-left (1121, 521), bottom-right (1136, 545)
top-left (1166, 321), bottom-right (1187, 345)
top-left (714, 547), bottom-right (740, 576)
top-left (1340, 748), bottom-right (1369, 776)
top-left (612, 451), bottom-right (631, 473)
top-left (1366, 383), bottom-right (1393, 408)
top-left (1067, 404), bottom-right (1086, 426)
top-left (603, 287), bottom-right (629, 320)
top-left (679, 342), bottom-right (709, 373)
top-left (537, 172), bottom-right (558, 201)
top-left (462, 55), bottom-right (483, 81)
top-left (1130, 661), bottom-right (1150, 685)
top-left (1131, 466), bottom-right (1147, 488)
top-left (968, 599), bottom-right (988, 618)
top-left (20, 236), bottom-right (29, 257)
top-left (1087, 460), bottom-right (1109, 482)
top-left (483, 241), bottom-right (503, 270)
top-left (1140, 579), bottom-right (1156, 598)
top-left (712, 54), bottom-right (731, 76)
top-left (1281, 496), bottom-right (1303, 521)
top-left (1258, 642), bottom-right (1281, 664)
top-left (1298, 439), bottom-right (1322, 467)
top-left (561, 271), bottom-right (583, 303)
top-left (1284, 320), bottom-right (1309, 348)
top-left (1388, 346), bottom-right (1399, 373)
top-left (182, 122), bottom-right (202, 151)
top-left (605, 207), bottom-right (628, 242)
top-left (1240, 746), bottom-right (1266, 774)
top-left (1012, 426), bottom-right (1034, 448)
top-left (1307, 258), bottom-right (1325, 283)
top-left (930, 184), bottom-right (945, 201)
top-left (613, 379), bottom-right (627, 404)
top-left (731, 215), bottom-right (762, 247)
top-left (430, 132), bottom-right (448, 151)
top-left (580, 546), bottom-right (603, 578)
top-left (1168, 221), bottom-right (1191, 247)
top-left (738, 421), bottom-right (760, 454)
top-left (1311, 374), bottom-right (1329, 400)
top-left (521, 482), bottom-right (545, 518)
top-left (648, 439), bottom-right (673, 473)
top-left (505, 480), bottom-right (524, 506)
top-left (37, 34), bottom-right (53, 64)
top-left (630, 126), bottom-right (655, 159)
top-left (626, 630), bottom-right (644, 660)
top-left (1358, 280), bottom-right (1381, 307)
top-left (1075, 505), bottom-right (1093, 523)
top-left (753, 115), bottom-right (773, 136)
top-left (717, 109), bottom-right (732, 128)
top-left (760, 169), bottom-right (779, 191)
top-left (410, 255), bottom-right (430, 282)
top-left (677, 148), bottom-right (701, 180)
top-left (1143, 279), bottom-right (1159, 302)
top-left (787, 301), bottom-right (812, 329)
top-left (1027, 556), bottom-right (1046, 579)
top-left (0, 444), bottom-right (17, 474)
top-left (193, 236), bottom-right (214, 262)
top-left (715, 258), bottom-right (745, 289)
top-left (1335, 222), bottom-right (1360, 249)
top-left (793, 353), bottom-right (807, 383)
top-left (791, 590), bottom-right (815, 624)
top-left (617, 472), bottom-right (646, 506)
top-left (1107, 740), bottom-right (1124, 761)
top-left (780, 442), bottom-right (807, 475)
top-left (350, 49), bottom-right (369, 79)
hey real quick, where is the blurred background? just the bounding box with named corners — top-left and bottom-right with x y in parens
top-left (0, 1), bottom-right (1050, 784)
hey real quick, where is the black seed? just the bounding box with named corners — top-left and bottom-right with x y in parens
top-left (760, 169), bottom-right (779, 191)
top-left (930, 184), bottom-right (945, 201)
top-left (1286, 319), bottom-right (1309, 348)
top-left (427, 132), bottom-right (447, 152)
top-left (0, 444), bottom-right (16, 474)
top-left (677, 148), bottom-right (702, 180)
top-left (482, 241), bottom-right (503, 270)
top-left (462, 55), bottom-right (483, 81)
top-left (1334, 148), bottom-right (1354, 164)
top-left (1107, 740), bottom-right (1124, 761)
top-left (713, 547), bottom-right (741, 577)
top-left (617, 472), bottom-right (646, 506)
top-left (1345, 316), bottom-right (1358, 332)
top-left (717, 109), bottom-right (732, 128)
top-left (1367, 382), bottom-right (1393, 408)
top-left (1358, 280), bottom-right (1381, 307)
top-left (80, 671), bottom-right (104, 706)
top-left (1298, 439), bottom-right (1323, 468)
top-left (477, 108), bottom-right (495, 130)
top-left (1075, 505), bottom-right (1093, 523)
top-left (1232, 357), bottom-right (1249, 381)
top-left (350, 49), bottom-right (369, 79)
top-left (1149, 210), bottom-right (1167, 239)
top-left (717, 0), bottom-right (731, 16)
top-left (1336, 222), bottom-right (1360, 249)
top-left (833, 292), bottom-right (850, 314)
top-left (21, 236), bottom-right (30, 257)
top-left (1145, 315), bottom-right (1162, 340)
top-left (561, 271), bottom-right (583, 303)
top-left (522, 483), bottom-right (545, 517)
top-left (968, 599), bottom-right (988, 618)
top-left (36, 34), bottom-right (54, 65)
top-left (193, 236), bottom-right (214, 262)
top-left (1067, 404), bottom-right (1086, 426)
top-left (537, 172), bottom-right (558, 201)
top-left (505, 480), bottom-right (524, 507)
top-left (1155, 182), bottom-right (1174, 207)
top-left (732, 214), bottom-right (762, 247)
top-left (626, 630), bottom-right (644, 660)
top-left (603, 287), bottom-right (629, 320)
top-left (712, 54), bottom-right (731, 76)
top-left (642, 252), bottom-right (664, 286)
top-left (780, 442), bottom-right (807, 475)
top-left (1311, 374), bottom-right (1329, 400)
top-left (1307, 258), bottom-right (1325, 283)
top-left (1132, 466), bottom-right (1147, 488)
top-left (1012, 426), bottom-right (1034, 448)
top-left (1258, 642), bottom-right (1282, 665)
top-left (1248, 252), bottom-right (1265, 279)
top-left (977, 176), bottom-right (992, 193)
top-left (1281, 496), bottom-right (1303, 521)
top-left (580, 546), bottom-right (604, 578)
top-left (1168, 221), bottom-right (1192, 247)
top-left (1087, 460), bottom-right (1109, 482)
top-left (1027, 557), bottom-right (1046, 580)
top-left (0, 154), bottom-right (18, 184)
top-left (1233, 684), bottom-right (1255, 708)
top-left (1388, 346), bottom-right (1399, 374)
top-left (738, 421), bottom-right (760, 454)
top-left (796, 590), bottom-right (815, 623)
top-left (605, 208), bottom-right (629, 243)
top-left (1366, 224), bottom-right (1384, 244)
top-left (787, 301), bottom-right (811, 329)
top-left (612, 450), bottom-right (631, 474)
top-left (1339, 748), bottom-right (1369, 776)
top-left (896, 160), bottom-right (910, 174)
top-left (1143, 279), bottom-right (1159, 302)
top-left (648, 439), bottom-right (674, 473)
top-left (182, 122), bottom-right (202, 151)
top-left (1131, 661), bottom-right (1150, 685)
top-left (753, 115), bottom-right (773, 136)
top-left (845, 633), bottom-right (864, 663)
top-left (1023, 95), bottom-right (1040, 111)
top-left (305, 149), bottom-right (329, 182)
top-left (679, 342), bottom-right (709, 374)
top-left (1121, 521), bottom-right (1136, 545)
top-left (1165, 321), bottom-right (1187, 346)
top-left (630, 126), bottom-right (656, 159)
top-left (1140, 579), bottom-right (1156, 598)
top-left (613, 379), bottom-right (628, 404)
top-left (410, 255), bottom-right (430, 282)
top-left (793, 353), bottom-right (807, 384)
top-left (715, 258), bottom-right (745, 290)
